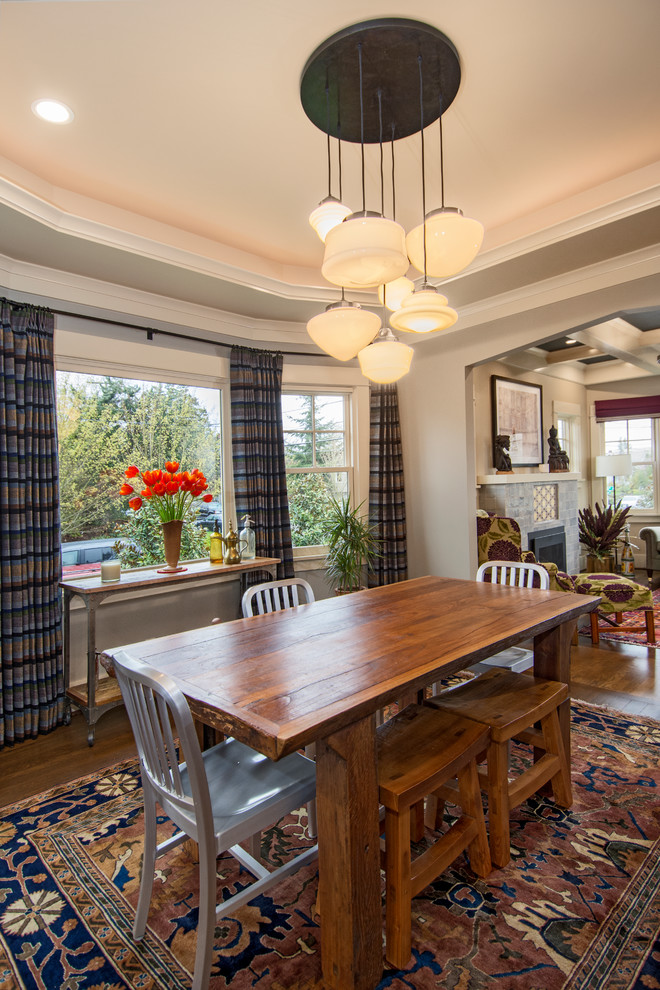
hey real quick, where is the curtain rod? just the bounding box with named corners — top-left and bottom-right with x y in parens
top-left (51, 307), bottom-right (326, 359)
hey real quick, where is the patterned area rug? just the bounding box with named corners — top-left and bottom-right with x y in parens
top-left (1, 702), bottom-right (659, 990)
top-left (580, 587), bottom-right (660, 647)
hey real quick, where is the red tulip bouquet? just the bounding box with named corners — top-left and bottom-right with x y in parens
top-left (120, 460), bottom-right (213, 522)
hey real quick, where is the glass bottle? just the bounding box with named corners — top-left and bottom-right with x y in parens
top-left (240, 514), bottom-right (256, 560)
top-left (209, 520), bottom-right (223, 564)
top-left (620, 523), bottom-right (635, 576)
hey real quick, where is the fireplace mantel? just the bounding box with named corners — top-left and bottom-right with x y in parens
top-left (477, 472), bottom-right (581, 485)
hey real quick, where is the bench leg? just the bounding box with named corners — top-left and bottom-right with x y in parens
top-left (590, 612), bottom-right (600, 646)
top-left (646, 609), bottom-right (656, 643)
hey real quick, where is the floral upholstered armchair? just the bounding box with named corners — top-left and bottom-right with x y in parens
top-left (476, 513), bottom-right (575, 593)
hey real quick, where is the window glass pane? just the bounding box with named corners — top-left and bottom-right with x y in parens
top-left (629, 439), bottom-right (653, 462)
top-left (282, 394), bottom-right (311, 431)
top-left (315, 393), bottom-right (344, 431)
top-left (316, 432), bottom-right (346, 466)
top-left (603, 421), bottom-right (628, 447)
top-left (57, 371), bottom-right (222, 574)
top-left (284, 433), bottom-right (313, 469)
top-left (287, 471), bottom-right (349, 547)
top-left (618, 465), bottom-right (654, 509)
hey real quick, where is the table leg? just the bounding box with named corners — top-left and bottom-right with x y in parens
top-left (533, 618), bottom-right (576, 764)
top-left (316, 715), bottom-right (382, 990)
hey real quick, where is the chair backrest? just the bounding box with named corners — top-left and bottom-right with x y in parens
top-left (112, 650), bottom-right (212, 838)
top-left (241, 577), bottom-right (315, 617)
top-left (476, 560), bottom-right (550, 589)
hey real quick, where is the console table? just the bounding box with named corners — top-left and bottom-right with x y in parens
top-left (60, 556), bottom-right (280, 745)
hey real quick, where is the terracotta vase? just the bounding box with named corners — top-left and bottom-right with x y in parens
top-left (586, 553), bottom-right (614, 573)
top-left (161, 519), bottom-right (183, 571)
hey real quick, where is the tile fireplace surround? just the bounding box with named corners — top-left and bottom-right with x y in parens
top-left (477, 472), bottom-right (580, 575)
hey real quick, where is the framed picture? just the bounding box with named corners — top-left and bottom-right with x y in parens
top-left (491, 376), bottom-right (543, 467)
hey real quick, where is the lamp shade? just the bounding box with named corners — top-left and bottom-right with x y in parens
top-left (322, 212), bottom-right (410, 289)
top-left (307, 301), bottom-right (381, 361)
top-left (389, 285), bottom-right (458, 334)
top-left (357, 328), bottom-right (413, 383)
top-left (595, 453), bottom-right (633, 478)
top-left (406, 208), bottom-right (484, 278)
top-left (378, 276), bottom-right (414, 311)
top-left (309, 196), bottom-right (352, 242)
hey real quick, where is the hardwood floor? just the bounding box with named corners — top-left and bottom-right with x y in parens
top-left (1, 630), bottom-right (659, 809)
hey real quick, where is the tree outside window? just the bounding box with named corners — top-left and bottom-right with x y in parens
top-left (56, 371), bottom-right (222, 572)
top-left (282, 392), bottom-right (351, 547)
top-left (602, 418), bottom-right (655, 509)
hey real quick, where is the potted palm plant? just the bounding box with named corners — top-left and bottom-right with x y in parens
top-left (578, 500), bottom-right (632, 572)
top-left (324, 496), bottom-right (381, 593)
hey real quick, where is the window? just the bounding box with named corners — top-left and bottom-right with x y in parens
top-left (552, 401), bottom-right (580, 471)
top-left (601, 418), bottom-right (655, 510)
top-left (56, 370), bottom-right (223, 573)
top-left (282, 391), bottom-right (351, 548)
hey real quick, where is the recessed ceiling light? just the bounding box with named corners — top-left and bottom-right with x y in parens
top-left (565, 338), bottom-right (578, 344)
top-left (31, 99), bottom-right (74, 124)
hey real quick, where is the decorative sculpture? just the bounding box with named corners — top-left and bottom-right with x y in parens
top-left (547, 425), bottom-right (570, 472)
top-left (494, 434), bottom-right (513, 473)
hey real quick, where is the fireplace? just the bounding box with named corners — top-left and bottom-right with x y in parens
top-left (528, 526), bottom-right (566, 572)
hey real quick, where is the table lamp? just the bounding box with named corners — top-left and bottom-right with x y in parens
top-left (595, 453), bottom-right (633, 507)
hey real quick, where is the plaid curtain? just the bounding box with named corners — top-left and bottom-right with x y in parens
top-left (0, 299), bottom-right (65, 748)
top-left (368, 384), bottom-right (408, 586)
top-left (230, 346), bottom-right (294, 581)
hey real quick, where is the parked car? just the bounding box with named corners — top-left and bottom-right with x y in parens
top-left (195, 499), bottom-right (223, 532)
top-left (61, 539), bottom-right (119, 575)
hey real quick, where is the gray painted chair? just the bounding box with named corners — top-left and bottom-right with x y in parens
top-left (113, 650), bottom-right (317, 990)
top-left (241, 577), bottom-right (318, 836)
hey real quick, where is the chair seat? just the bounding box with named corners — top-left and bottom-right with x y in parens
top-left (377, 705), bottom-right (490, 810)
top-left (426, 668), bottom-right (568, 743)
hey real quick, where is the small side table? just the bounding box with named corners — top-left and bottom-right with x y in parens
top-left (60, 557), bottom-right (280, 745)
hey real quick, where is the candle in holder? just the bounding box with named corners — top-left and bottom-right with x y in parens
top-left (101, 560), bottom-right (121, 583)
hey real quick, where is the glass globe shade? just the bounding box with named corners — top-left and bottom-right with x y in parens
top-left (406, 208), bottom-right (484, 278)
top-left (378, 277), bottom-right (414, 311)
top-left (309, 196), bottom-right (352, 242)
top-left (357, 329), bottom-right (413, 384)
top-left (307, 301), bottom-right (381, 361)
top-left (389, 286), bottom-right (458, 334)
top-left (322, 212), bottom-right (410, 289)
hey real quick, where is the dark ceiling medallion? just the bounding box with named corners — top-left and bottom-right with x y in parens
top-left (300, 18), bottom-right (461, 145)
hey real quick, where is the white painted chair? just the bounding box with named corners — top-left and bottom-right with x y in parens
top-left (241, 577), bottom-right (315, 616)
top-left (476, 560), bottom-right (550, 590)
top-left (241, 576), bottom-right (318, 836)
top-left (113, 650), bottom-right (318, 990)
top-left (473, 560), bottom-right (549, 672)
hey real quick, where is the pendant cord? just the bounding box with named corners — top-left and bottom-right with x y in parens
top-left (325, 84), bottom-right (332, 199)
top-left (418, 54), bottom-right (428, 281)
top-left (438, 94), bottom-right (445, 209)
top-left (377, 89), bottom-right (384, 216)
top-left (358, 42), bottom-right (366, 213)
top-left (391, 124), bottom-right (397, 222)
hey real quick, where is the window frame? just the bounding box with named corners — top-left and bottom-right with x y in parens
top-left (55, 358), bottom-right (229, 572)
top-left (599, 416), bottom-right (658, 515)
top-left (282, 387), bottom-right (357, 555)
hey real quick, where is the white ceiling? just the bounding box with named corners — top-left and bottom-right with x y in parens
top-left (0, 0), bottom-right (659, 378)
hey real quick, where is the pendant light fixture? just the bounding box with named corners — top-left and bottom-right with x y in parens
top-left (309, 87), bottom-right (351, 242)
top-left (306, 290), bottom-right (381, 361)
top-left (301, 18), bottom-right (479, 378)
top-left (320, 43), bottom-right (409, 289)
top-left (357, 327), bottom-right (413, 384)
top-left (406, 91), bottom-right (483, 278)
top-left (390, 53), bottom-right (458, 335)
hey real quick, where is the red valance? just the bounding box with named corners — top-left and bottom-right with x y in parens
top-left (594, 395), bottom-right (660, 422)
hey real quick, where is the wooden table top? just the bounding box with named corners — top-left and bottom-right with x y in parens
top-left (60, 556), bottom-right (280, 596)
top-left (102, 575), bottom-right (597, 760)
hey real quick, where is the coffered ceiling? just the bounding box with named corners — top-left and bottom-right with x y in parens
top-left (0, 0), bottom-right (659, 382)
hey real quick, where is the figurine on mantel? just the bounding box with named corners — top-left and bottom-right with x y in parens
top-left (494, 434), bottom-right (513, 473)
top-left (547, 425), bottom-right (570, 472)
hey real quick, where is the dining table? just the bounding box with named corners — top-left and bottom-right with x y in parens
top-left (102, 574), bottom-right (598, 990)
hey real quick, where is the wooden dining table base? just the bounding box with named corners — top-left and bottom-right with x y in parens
top-left (316, 717), bottom-right (383, 988)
